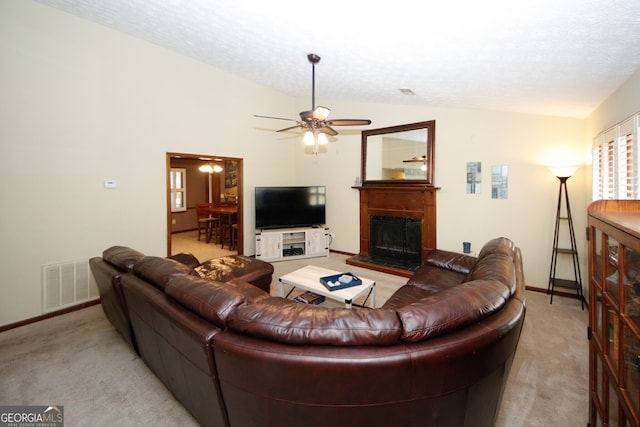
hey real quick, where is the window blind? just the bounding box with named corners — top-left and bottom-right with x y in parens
top-left (592, 114), bottom-right (639, 200)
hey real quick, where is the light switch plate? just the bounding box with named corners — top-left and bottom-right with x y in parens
top-left (104, 180), bottom-right (117, 189)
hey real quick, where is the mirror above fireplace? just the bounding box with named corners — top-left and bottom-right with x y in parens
top-left (361, 120), bottom-right (435, 185)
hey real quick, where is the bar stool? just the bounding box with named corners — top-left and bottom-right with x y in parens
top-left (195, 203), bottom-right (218, 243)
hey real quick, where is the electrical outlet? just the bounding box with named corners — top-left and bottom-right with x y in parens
top-left (172, 219), bottom-right (176, 225)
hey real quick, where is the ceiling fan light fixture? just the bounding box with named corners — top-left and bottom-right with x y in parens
top-left (303, 130), bottom-right (315, 146)
top-left (255, 53), bottom-right (371, 155)
top-left (199, 164), bottom-right (214, 173)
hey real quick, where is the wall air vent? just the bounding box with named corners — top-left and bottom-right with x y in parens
top-left (41, 259), bottom-right (99, 312)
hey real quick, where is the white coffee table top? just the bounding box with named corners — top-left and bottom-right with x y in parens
top-left (278, 265), bottom-right (375, 308)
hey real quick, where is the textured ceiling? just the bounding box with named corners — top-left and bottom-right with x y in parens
top-left (35, 0), bottom-right (640, 118)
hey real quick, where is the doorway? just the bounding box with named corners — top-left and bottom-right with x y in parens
top-left (166, 152), bottom-right (244, 260)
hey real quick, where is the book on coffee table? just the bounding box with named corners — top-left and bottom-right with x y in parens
top-left (293, 291), bottom-right (325, 305)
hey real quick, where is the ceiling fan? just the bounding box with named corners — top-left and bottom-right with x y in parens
top-left (403, 155), bottom-right (428, 171)
top-left (255, 53), bottom-right (371, 153)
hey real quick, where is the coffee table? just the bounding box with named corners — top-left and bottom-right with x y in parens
top-left (278, 265), bottom-right (375, 309)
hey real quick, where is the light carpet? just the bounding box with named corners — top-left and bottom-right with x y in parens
top-left (0, 253), bottom-right (588, 426)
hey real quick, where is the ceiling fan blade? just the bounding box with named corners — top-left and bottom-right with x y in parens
top-left (326, 119), bottom-right (372, 126)
top-left (403, 156), bottom-right (427, 163)
top-left (277, 124), bottom-right (303, 132)
top-left (319, 125), bottom-right (338, 136)
top-left (312, 106), bottom-right (331, 121)
top-left (254, 114), bottom-right (297, 122)
top-left (299, 110), bottom-right (313, 122)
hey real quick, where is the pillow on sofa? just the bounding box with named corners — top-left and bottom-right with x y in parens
top-left (165, 276), bottom-right (268, 327)
top-left (103, 246), bottom-right (145, 272)
top-left (133, 256), bottom-right (195, 290)
top-left (228, 298), bottom-right (402, 346)
top-left (194, 255), bottom-right (274, 289)
top-left (397, 279), bottom-right (509, 343)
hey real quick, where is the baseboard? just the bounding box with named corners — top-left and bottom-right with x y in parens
top-left (525, 285), bottom-right (587, 308)
top-left (0, 299), bottom-right (100, 333)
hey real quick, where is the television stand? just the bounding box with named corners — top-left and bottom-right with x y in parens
top-left (255, 227), bottom-right (330, 262)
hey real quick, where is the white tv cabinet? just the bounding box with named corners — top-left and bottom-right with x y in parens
top-left (255, 227), bottom-right (330, 262)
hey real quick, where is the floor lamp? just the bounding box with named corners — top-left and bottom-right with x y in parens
top-left (547, 166), bottom-right (584, 310)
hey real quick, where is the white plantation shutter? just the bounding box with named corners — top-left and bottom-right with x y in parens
top-left (592, 114), bottom-right (639, 200)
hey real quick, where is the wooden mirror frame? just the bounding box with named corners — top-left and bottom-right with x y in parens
top-left (360, 120), bottom-right (435, 185)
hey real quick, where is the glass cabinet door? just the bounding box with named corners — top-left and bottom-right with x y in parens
top-left (606, 236), bottom-right (621, 307)
top-left (624, 247), bottom-right (640, 331)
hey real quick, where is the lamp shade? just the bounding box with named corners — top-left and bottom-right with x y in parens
top-left (303, 131), bottom-right (315, 146)
top-left (548, 165), bottom-right (578, 178)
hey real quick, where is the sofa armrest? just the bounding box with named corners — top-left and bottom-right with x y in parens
top-left (425, 249), bottom-right (477, 275)
top-left (397, 279), bottom-right (510, 342)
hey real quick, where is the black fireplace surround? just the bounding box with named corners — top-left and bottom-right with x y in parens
top-left (370, 215), bottom-right (421, 269)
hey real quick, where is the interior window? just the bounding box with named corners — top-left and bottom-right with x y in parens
top-left (170, 168), bottom-right (187, 212)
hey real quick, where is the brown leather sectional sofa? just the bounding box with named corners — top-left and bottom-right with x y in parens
top-left (90, 237), bottom-right (525, 427)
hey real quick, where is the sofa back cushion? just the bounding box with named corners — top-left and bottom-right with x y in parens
top-left (397, 279), bottom-right (509, 343)
top-left (133, 256), bottom-right (195, 290)
top-left (167, 252), bottom-right (201, 269)
top-left (228, 298), bottom-right (402, 346)
top-left (465, 253), bottom-right (517, 295)
top-left (103, 246), bottom-right (145, 272)
top-left (165, 276), bottom-right (268, 327)
top-left (478, 237), bottom-right (516, 260)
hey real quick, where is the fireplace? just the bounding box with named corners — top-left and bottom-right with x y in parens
top-left (347, 185), bottom-right (437, 277)
top-left (370, 216), bottom-right (421, 269)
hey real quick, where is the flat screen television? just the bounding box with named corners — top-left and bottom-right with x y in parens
top-left (255, 186), bottom-right (326, 229)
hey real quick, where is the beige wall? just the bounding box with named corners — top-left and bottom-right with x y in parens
top-left (0, 1), bottom-right (296, 325)
top-left (292, 100), bottom-right (587, 291)
top-left (1, 0), bottom-right (637, 326)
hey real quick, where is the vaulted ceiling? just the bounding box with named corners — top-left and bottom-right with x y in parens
top-left (36, 0), bottom-right (640, 118)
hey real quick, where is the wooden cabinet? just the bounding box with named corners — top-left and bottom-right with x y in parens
top-left (588, 200), bottom-right (640, 426)
top-left (255, 227), bottom-right (330, 262)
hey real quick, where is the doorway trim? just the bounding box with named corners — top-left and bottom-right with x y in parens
top-left (166, 152), bottom-right (244, 256)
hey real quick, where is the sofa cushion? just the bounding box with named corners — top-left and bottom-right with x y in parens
top-left (103, 246), bottom-right (145, 272)
top-left (226, 279), bottom-right (273, 301)
top-left (133, 256), bottom-right (195, 290)
top-left (397, 279), bottom-right (510, 342)
top-left (406, 266), bottom-right (467, 292)
top-left (382, 285), bottom-right (435, 310)
top-left (165, 276), bottom-right (268, 327)
top-left (478, 237), bottom-right (516, 260)
top-left (228, 298), bottom-right (402, 346)
top-left (423, 249), bottom-right (477, 275)
top-left (465, 253), bottom-right (517, 295)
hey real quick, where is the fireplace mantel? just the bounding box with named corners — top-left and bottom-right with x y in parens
top-left (347, 185), bottom-right (438, 277)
